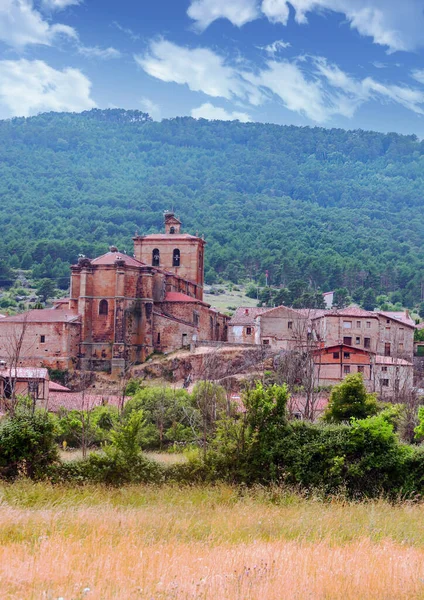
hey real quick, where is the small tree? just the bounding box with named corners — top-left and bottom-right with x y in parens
top-left (361, 288), bottom-right (376, 311)
top-left (323, 373), bottom-right (379, 423)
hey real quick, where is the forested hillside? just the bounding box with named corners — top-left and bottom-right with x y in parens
top-left (0, 109), bottom-right (423, 306)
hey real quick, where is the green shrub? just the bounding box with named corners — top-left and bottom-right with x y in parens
top-left (0, 410), bottom-right (58, 480)
top-left (322, 374), bottom-right (379, 423)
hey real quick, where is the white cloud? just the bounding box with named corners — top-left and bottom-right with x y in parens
top-left (41, 0), bottom-right (81, 10)
top-left (275, 0), bottom-right (424, 52)
top-left (140, 97), bottom-right (161, 121)
top-left (78, 45), bottom-right (122, 59)
top-left (112, 21), bottom-right (140, 41)
top-left (0, 59), bottom-right (96, 117)
top-left (187, 0), bottom-right (260, 31)
top-left (259, 39), bottom-right (291, 55)
top-left (191, 102), bottom-right (251, 121)
top-left (135, 40), bottom-right (262, 105)
top-left (135, 38), bottom-right (424, 123)
top-left (261, 0), bottom-right (290, 25)
top-left (0, 0), bottom-right (77, 48)
top-left (188, 0), bottom-right (424, 53)
top-left (411, 69), bottom-right (424, 85)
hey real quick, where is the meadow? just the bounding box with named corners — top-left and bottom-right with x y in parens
top-left (1, 482), bottom-right (424, 599)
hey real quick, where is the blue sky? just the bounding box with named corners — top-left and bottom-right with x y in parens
top-left (2, 1), bottom-right (424, 135)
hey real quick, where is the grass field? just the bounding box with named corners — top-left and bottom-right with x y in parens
top-left (1, 483), bottom-right (424, 599)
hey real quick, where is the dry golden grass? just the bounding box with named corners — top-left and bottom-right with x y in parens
top-left (1, 483), bottom-right (424, 599)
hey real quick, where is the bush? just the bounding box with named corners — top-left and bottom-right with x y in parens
top-left (322, 374), bottom-right (379, 423)
top-left (0, 409), bottom-right (58, 480)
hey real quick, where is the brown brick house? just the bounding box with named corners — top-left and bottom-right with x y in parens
top-left (0, 213), bottom-right (228, 375)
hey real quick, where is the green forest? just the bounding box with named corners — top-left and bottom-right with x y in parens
top-left (0, 108), bottom-right (423, 307)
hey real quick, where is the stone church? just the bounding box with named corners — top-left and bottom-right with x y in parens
top-left (0, 213), bottom-right (229, 374)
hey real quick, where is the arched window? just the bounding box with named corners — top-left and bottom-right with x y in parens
top-left (99, 299), bottom-right (108, 316)
top-left (170, 226), bottom-right (175, 234)
top-left (152, 248), bottom-right (160, 267)
top-left (173, 248), bottom-right (180, 267)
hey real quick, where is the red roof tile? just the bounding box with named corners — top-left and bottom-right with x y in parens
top-left (375, 355), bottom-right (413, 366)
top-left (49, 381), bottom-right (71, 392)
top-left (91, 252), bottom-right (144, 267)
top-left (228, 307), bottom-right (268, 326)
top-left (0, 309), bottom-right (80, 323)
top-left (164, 292), bottom-right (203, 303)
top-left (317, 307), bottom-right (377, 319)
top-left (377, 311), bottom-right (416, 328)
top-left (47, 392), bottom-right (124, 412)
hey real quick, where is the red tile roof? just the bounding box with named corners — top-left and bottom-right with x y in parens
top-left (0, 367), bottom-right (48, 379)
top-left (228, 307), bottom-right (268, 326)
top-left (417, 322), bottom-right (424, 330)
top-left (91, 252), bottom-right (144, 267)
top-left (316, 307), bottom-right (377, 319)
top-left (49, 381), bottom-right (71, 392)
top-left (135, 233), bottom-right (202, 241)
top-left (164, 292), bottom-right (204, 303)
top-left (0, 309), bottom-right (80, 323)
top-left (377, 311), bottom-right (416, 328)
top-left (375, 355), bottom-right (413, 366)
top-left (47, 392), bottom-right (123, 412)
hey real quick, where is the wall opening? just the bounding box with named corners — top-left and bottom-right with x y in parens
top-left (152, 248), bottom-right (160, 267)
top-left (99, 299), bottom-right (109, 316)
top-left (173, 249), bottom-right (180, 267)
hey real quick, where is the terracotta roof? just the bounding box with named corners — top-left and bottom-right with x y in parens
top-left (91, 252), bottom-right (144, 267)
top-left (135, 233), bottom-right (202, 241)
top-left (417, 322), bottom-right (424, 330)
top-left (48, 392), bottom-right (124, 412)
top-left (375, 355), bottom-right (413, 366)
top-left (377, 311), bottom-right (416, 328)
top-left (0, 367), bottom-right (48, 379)
top-left (53, 298), bottom-right (70, 305)
top-left (49, 381), bottom-right (71, 392)
top-left (317, 344), bottom-right (372, 355)
top-left (163, 292), bottom-right (204, 304)
top-left (315, 307), bottom-right (377, 319)
top-left (228, 307), bottom-right (268, 326)
top-left (0, 309), bottom-right (80, 323)
top-left (297, 308), bottom-right (327, 319)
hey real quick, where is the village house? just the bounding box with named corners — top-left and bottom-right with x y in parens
top-left (0, 213), bottom-right (229, 375)
top-left (0, 363), bottom-right (49, 410)
top-left (229, 303), bottom-right (415, 398)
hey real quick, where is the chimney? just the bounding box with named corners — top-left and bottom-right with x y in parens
top-left (405, 309), bottom-right (410, 319)
top-left (244, 309), bottom-right (249, 315)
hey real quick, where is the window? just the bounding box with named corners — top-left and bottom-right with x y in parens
top-left (386, 319), bottom-right (390, 324)
top-left (385, 327), bottom-right (391, 332)
top-left (169, 226), bottom-right (175, 234)
top-left (28, 381), bottom-right (39, 397)
top-left (344, 366), bottom-right (351, 374)
top-left (343, 336), bottom-right (352, 345)
top-left (152, 248), bottom-right (160, 267)
top-left (182, 333), bottom-right (188, 346)
top-left (364, 337), bottom-right (371, 349)
top-left (173, 248), bottom-right (180, 267)
top-left (358, 366), bottom-right (365, 373)
top-left (193, 311), bottom-right (199, 326)
top-left (246, 327), bottom-right (252, 335)
top-left (99, 299), bottom-right (108, 315)
top-left (157, 333), bottom-right (160, 344)
top-left (343, 321), bottom-right (352, 329)
top-left (381, 379), bottom-right (389, 387)
top-left (40, 335), bottom-right (45, 344)
top-left (399, 343), bottom-right (404, 351)
top-left (356, 321), bottom-right (361, 328)
top-left (355, 337), bottom-right (360, 344)
top-left (333, 352), bottom-right (340, 359)
top-left (263, 339), bottom-right (270, 345)
top-left (288, 321), bottom-right (293, 329)
top-left (366, 321), bottom-right (371, 328)
top-left (382, 366), bottom-right (388, 372)
top-left (384, 343), bottom-right (391, 357)
top-left (344, 352), bottom-right (351, 359)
